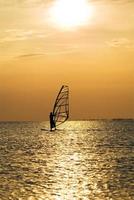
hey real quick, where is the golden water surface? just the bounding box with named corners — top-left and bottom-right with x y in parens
top-left (0, 120), bottom-right (133, 200)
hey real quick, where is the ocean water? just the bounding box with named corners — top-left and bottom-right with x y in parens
top-left (0, 120), bottom-right (133, 200)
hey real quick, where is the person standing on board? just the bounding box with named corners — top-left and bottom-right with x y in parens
top-left (49, 112), bottom-right (56, 131)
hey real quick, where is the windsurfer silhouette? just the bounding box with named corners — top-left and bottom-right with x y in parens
top-left (49, 112), bottom-right (56, 131)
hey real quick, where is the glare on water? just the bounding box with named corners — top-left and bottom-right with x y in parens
top-left (0, 120), bottom-right (133, 199)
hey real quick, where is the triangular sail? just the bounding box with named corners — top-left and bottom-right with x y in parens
top-left (53, 85), bottom-right (69, 126)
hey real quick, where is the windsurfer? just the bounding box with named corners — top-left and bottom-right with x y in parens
top-left (49, 112), bottom-right (56, 131)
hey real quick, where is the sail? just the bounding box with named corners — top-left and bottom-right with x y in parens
top-left (53, 85), bottom-right (69, 126)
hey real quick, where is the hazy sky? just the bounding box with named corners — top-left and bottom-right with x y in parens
top-left (0, 0), bottom-right (134, 120)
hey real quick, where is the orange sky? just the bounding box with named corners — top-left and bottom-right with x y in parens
top-left (0, 0), bottom-right (134, 120)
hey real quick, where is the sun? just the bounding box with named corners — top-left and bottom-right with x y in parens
top-left (48, 0), bottom-right (94, 30)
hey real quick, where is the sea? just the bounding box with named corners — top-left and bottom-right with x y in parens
top-left (0, 120), bottom-right (133, 200)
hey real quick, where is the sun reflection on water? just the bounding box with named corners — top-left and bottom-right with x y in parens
top-left (39, 121), bottom-right (107, 199)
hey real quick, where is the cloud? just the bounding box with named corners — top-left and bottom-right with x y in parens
top-left (0, 29), bottom-right (33, 43)
top-left (0, 0), bottom-right (51, 8)
top-left (106, 38), bottom-right (134, 49)
top-left (0, 29), bottom-right (53, 43)
top-left (17, 50), bottom-right (78, 58)
top-left (16, 45), bottom-right (80, 58)
top-left (0, 0), bottom-right (134, 8)
top-left (17, 53), bottom-right (44, 58)
top-left (92, 0), bottom-right (134, 3)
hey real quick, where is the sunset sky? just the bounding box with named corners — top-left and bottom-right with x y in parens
top-left (0, 0), bottom-right (134, 120)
